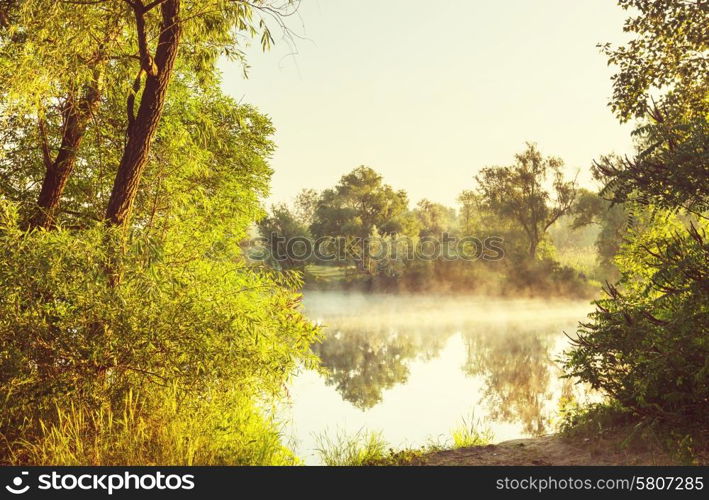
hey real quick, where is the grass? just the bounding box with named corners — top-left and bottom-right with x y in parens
top-left (450, 414), bottom-right (494, 448)
top-left (314, 418), bottom-right (493, 466)
top-left (305, 265), bottom-right (352, 282)
top-left (315, 429), bottom-right (391, 466)
top-left (6, 388), bottom-right (298, 466)
top-left (559, 401), bottom-right (708, 466)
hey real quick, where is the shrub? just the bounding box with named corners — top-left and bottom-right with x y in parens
top-left (564, 219), bottom-right (708, 420)
top-left (0, 200), bottom-right (319, 464)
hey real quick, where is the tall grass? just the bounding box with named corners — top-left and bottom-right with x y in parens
top-left (314, 418), bottom-right (494, 466)
top-left (7, 389), bottom-right (298, 466)
top-left (450, 414), bottom-right (494, 448)
top-left (315, 429), bottom-right (389, 466)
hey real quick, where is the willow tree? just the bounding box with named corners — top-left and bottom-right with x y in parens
top-left (0, 2), bottom-right (319, 464)
top-left (1, 0), bottom-right (296, 228)
top-left (0, 2), bottom-right (129, 228)
top-left (476, 143), bottom-right (577, 259)
top-left (104, 0), bottom-right (293, 227)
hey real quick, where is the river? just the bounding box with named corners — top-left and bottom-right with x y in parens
top-left (283, 291), bottom-right (596, 464)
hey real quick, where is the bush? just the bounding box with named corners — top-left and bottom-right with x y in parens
top-left (0, 200), bottom-right (319, 464)
top-left (564, 219), bottom-right (708, 420)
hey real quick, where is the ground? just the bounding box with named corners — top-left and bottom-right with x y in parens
top-left (420, 434), bottom-right (702, 466)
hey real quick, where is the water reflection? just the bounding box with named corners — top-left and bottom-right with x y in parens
top-left (462, 325), bottom-right (556, 436)
top-left (312, 323), bottom-right (449, 409)
top-left (287, 292), bottom-right (593, 462)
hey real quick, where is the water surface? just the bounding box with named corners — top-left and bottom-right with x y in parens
top-left (284, 292), bottom-right (594, 464)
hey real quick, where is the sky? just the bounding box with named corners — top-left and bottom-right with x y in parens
top-left (220, 0), bottom-right (636, 208)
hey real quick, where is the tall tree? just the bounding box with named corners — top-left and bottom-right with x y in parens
top-left (476, 143), bottom-right (577, 259)
top-left (457, 190), bottom-right (479, 235)
top-left (310, 166), bottom-right (410, 239)
top-left (105, 0), bottom-right (294, 227)
top-left (2, 0), bottom-right (294, 229)
top-left (1, 2), bottom-right (127, 228)
top-left (594, 0), bottom-right (708, 215)
top-left (104, 0), bottom-right (182, 226)
top-left (564, 0), bottom-right (709, 421)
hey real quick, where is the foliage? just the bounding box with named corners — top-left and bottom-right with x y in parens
top-left (310, 166), bottom-right (411, 239)
top-left (413, 199), bottom-right (456, 238)
top-left (258, 203), bottom-right (312, 270)
top-left (595, 116), bottom-right (709, 215)
top-left (476, 143), bottom-right (577, 259)
top-left (593, 203), bottom-right (628, 282)
top-left (601, 0), bottom-right (707, 123)
top-left (0, 43), bottom-right (319, 464)
top-left (271, 158), bottom-right (594, 297)
top-left (565, 217), bottom-right (708, 420)
top-left (564, 0), bottom-right (709, 428)
top-left (0, 204), bottom-right (319, 459)
top-left (292, 188), bottom-right (319, 227)
top-left (595, 0), bottom-right (708, 214)
top-left (556, 189), bottom-right (628, 281)
top-left (8, 388), bottom-right (298, 466)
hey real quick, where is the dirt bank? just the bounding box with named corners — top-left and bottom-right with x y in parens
top-left (420, 434), bottom-right (692, 466)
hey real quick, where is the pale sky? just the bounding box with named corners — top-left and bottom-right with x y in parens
top-left (221, 0), bottom-right (635, 208)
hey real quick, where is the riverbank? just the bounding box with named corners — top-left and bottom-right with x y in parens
top-left (315, 415), bottom-right (709, 466)
top-left (416, 418), bottom-right (709, 466)
top-left (420, 434), bottom-right (684, 466)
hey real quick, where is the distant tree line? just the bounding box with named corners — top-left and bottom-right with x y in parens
top-left (257, 143), bottom-right (622, 296)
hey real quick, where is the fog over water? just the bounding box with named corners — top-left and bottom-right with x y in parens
top-left (283, 292), bottom-right (597, 464)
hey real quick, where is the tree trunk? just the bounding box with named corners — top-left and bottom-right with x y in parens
top-left (105, 0), bottom-right (180, 226)
top-left (529, 239), bottom-right (538, 259)
top-left (28, 86), bottom-right (101, 230)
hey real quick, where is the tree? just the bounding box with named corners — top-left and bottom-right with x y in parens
top-left (594, 0), bottom-right (709, 215)
top-left (0, 2), bottom-right (129, 228)
top-left (569, 189), bottom-right (629, 281)
top-left (0, 3), bottom-right (319, 464)
top-left (310, 166), bottom-right (410, 239)
top-left (601, 0), bottom-right (707, 123)
top-left (1, 0), bottom-right (296, 229)
top-left (293, 188), bottom-right (320, 227)
top-left (105, 0), bottom-right (288, 226)
top-left (104, 0), bottom-right (182, 226)
top-left (414, 199), bottom-right (456, 238)
top-left (476, 143), bottom-right (577, 259)
top-left (565, 0), bottom-right (709, 421)
top-left (258, 203), bottom-right (311, 270)
top-left (0, 78), bottom-right (319, 464)
top-left (565, 217), bottom-right (708, 420)
top-left (457, 190), bottom-right (479, 235)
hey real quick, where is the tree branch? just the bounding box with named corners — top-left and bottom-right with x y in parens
top-left (126, 68), bottom-right (144, 130)
top-left (131, 1), bottom-right (158, 76)
top-left (37, 115), bottom-right (54, 170)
